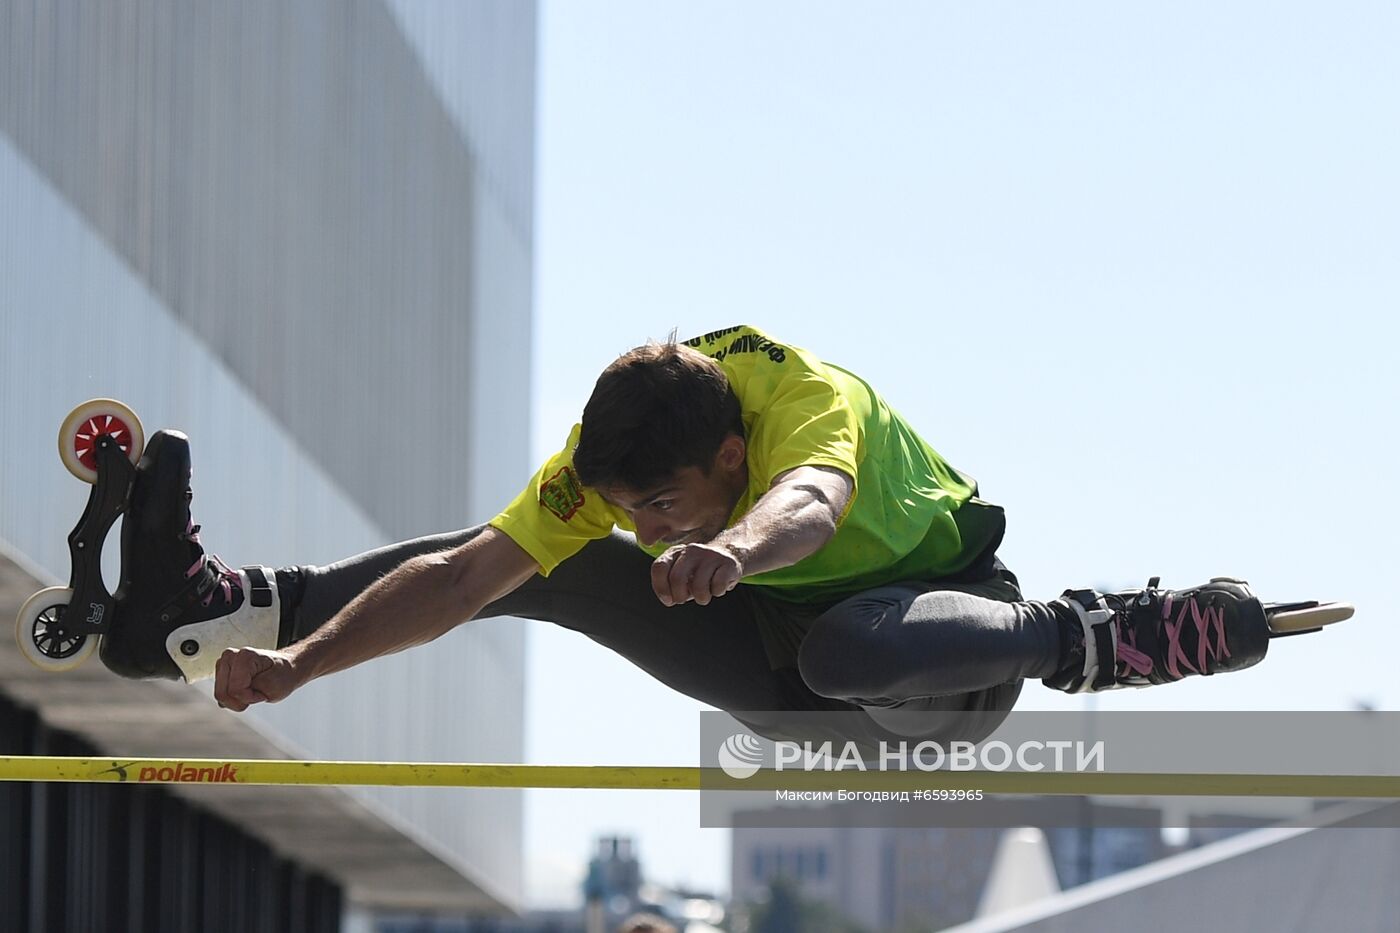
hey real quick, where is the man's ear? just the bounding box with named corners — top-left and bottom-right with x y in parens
top-left (715, 433), bottom-right (747, 473)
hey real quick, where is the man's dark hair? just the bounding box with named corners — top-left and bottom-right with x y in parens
top-left (574, 337), bottom-right (744, 491)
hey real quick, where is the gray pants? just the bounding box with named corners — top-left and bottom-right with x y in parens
top-left (290, 526), bottom-right (1065, 747)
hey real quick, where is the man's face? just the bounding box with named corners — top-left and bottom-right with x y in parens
top-left (599, 435), bottom-right (748, 548)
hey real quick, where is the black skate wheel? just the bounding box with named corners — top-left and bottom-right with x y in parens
top-left (58, 399), bottom-right (145, 484)
top-left (15, 587), bottom-right (98, 672)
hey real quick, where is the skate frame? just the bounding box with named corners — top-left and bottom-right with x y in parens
top-left (59, 435), bottom-right (136, 641)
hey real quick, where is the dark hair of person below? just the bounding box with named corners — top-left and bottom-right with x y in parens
top-left (617, 912), bottom-right (679, 933)
top-left (574, 336), bottom-right (744, 492)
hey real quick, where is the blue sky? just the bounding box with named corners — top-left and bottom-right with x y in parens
top-left (522, 0), bottom-right (1399, 905)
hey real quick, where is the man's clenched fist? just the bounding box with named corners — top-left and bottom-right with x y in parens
top-left (214, 647), bottom-right (304, 711)
top-left (650, 542), bottom-right (743, 607)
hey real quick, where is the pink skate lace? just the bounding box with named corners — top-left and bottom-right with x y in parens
top-left (1160, 593), bottom-right (1230, 679)
top-left (1113, 592), bottom-right (1231, 681)
top-left (183, 519), bottom-right (242, 608)
top-left (1114, 625), bottom-right (1155, 678)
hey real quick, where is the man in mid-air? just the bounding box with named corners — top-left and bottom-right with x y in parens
top-left (98, 325), bottom-right (1273, 744)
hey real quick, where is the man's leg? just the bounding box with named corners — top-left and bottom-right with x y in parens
top-left (795, 562), bottom-right (1056, 738)
top-left (290, 526), bottom-right (851, 716)
top-left (795, 561), bottom-right (1275, 713)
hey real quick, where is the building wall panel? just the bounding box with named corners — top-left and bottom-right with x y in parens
top-left (0, 0), bottom-right (533, 911)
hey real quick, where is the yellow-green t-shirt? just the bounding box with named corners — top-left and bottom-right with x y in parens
top-left (490, 325), bottom-right (1004, 607)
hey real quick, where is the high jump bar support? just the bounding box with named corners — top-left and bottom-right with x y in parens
top-left (1, 757), bottom-right (1398, 798)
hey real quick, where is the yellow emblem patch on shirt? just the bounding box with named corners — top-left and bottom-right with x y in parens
top-left (540, 465), bottom-right (586, 521)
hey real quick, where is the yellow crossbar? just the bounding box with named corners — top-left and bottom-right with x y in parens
top-left (0, 756), bottom-right (1398, 797)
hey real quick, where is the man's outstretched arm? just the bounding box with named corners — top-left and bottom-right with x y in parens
top-left (651, 464), bottom-right (853, 606)
top-left (213, 527), bottom-right (540, 711)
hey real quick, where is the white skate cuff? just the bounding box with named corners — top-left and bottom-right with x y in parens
top-left (1065, 598), bottom-right (1115, 694)
top-left (165, 567), bottom-right (280, 683)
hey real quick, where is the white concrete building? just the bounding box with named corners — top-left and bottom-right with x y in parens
top-left (0, 0), bottom-right (535, 922)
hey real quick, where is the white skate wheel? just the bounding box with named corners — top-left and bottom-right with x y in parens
top-left (58, 399), bottom-right (145, 484)
top-left (1268, 601), bottom-right (1355, 634)
top-left (15, 587), bottom-right (99, 672)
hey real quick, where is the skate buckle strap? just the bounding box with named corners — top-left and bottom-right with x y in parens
top-left (244, 566), bottom-right (274, 609)
top-left (1064, 589), bottom-right (1118, 693)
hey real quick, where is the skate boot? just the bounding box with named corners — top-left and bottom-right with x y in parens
top-left (1043, 576), bottom-right (1271, 693)
top-left (97, 430), bottom-right (283, 682)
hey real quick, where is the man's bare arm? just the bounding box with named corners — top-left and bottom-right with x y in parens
top-left (214, 527), bottom-right (540, 710)
top-left (651, 465), bottom-right (853, 606)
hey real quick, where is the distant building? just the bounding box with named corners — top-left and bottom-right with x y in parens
top-left (732, 801), bottom-right (1210, 931)
top-left (942, 803), bottom-right (1400, 933)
